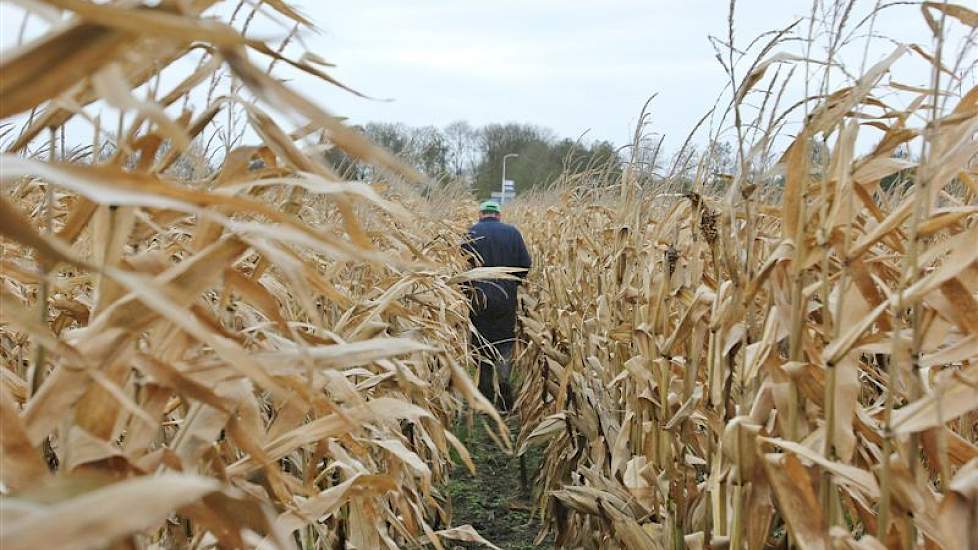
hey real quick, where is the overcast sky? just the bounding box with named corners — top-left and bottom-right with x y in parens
top-left (287, 0), bottom-right (948, 148)
top-left (0, 1), bottom-right (969, 153)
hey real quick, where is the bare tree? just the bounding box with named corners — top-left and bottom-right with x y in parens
top-left (444, 120), bottom-right (480, 180)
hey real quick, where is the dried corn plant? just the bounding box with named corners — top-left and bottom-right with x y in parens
top-left (1, 1), bottom-right (507, 549)
top-left (512, 2), bottom-right (978, 549)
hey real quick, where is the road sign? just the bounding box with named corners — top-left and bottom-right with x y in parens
top-left (490, 191), bottom-right (516, 204)
top-left (502, 179), bottom-right (515, 192)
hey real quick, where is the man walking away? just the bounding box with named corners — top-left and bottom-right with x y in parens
top-left (462, 200), bottom-right (532, 409)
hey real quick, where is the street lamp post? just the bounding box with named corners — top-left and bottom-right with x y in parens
top-left (500, 153), bottom-right (519, 204)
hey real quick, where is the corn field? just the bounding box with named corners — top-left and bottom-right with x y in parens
top-left (1, 1), bottom-right (977, 549)
top-left (1, 2), bottom-right (506, 548)
top-left (506, 3), bottom-right (978, 547)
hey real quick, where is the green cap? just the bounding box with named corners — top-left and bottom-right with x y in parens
top-left (479, 200), bottom-right (501, 213)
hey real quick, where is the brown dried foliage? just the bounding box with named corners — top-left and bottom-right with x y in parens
top-left (1, 1), bottom-right (502, 549)
top-left (509, 3), bottom-right (978, 549)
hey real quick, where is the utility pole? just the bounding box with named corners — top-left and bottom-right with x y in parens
top-left (500, 153), bottom-right (518, 204)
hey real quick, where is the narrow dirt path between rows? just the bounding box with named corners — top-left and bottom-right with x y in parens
top-left (447, 418), bottom-right (551, 549)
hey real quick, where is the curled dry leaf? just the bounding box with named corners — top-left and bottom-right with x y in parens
top-left (0, 474), bottom-right (220, 550)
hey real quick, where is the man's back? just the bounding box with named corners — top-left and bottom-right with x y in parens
top-left (465, 217), bottom-right (532, 272)
top-left (462, 216), bottom-right (531, 343)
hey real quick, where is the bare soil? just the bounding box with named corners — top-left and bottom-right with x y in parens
top-left (446, 417), bottom-right (551, 549)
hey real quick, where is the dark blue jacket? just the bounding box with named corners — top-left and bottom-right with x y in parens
top-left (462, 217), bottom-right (532, 344)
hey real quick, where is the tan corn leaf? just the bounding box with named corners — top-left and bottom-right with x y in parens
top-left (938, 490), bottom-right (977, 550)
top-left (261, 0), bottom-right (315, 26)
top-left (132, 354), bottom-right (229, 412)
top-left (223, 268), bottom-right (291, 334)
top-left (0, 22), bottom-right (130, 119)
top-left (0, 384), bottom-right (49, 491)
top-left (761, 437), bottom-right (879, 498)
top-left (852, 156), bottom-right (916, 186)
top-left (171, 401), bottom-right (232, 467)
top-left (445, 429), bottom-right (477, 474)
top-left (64, 426), bottom-right (123, 471)
top-left (809, 46), bottom-right (907, 134)
top-left (832, 355), bottom-right (861, 463)
top-left (429, 525), bottom-right (503, 550)
top-left (892, 364), bottom-right (978, 434)
top-left (373, 438), bottom-right (432, 482)
top-left (610, 411), bottom-right (635, 475)
top-left (0, 474), bottom-right (218, 550)
top-left (938, 277), bottom-right (978, 339)
top-left (921, 427), bottom-right (978, 468)
top-left (261, 475), bottom-right (383, 543)
top-left (922, 2), bottom-right (978, 29)
top-left (780, 133), bottom-right (810, 241)
top-left (824, 300), bottom-right (888, 366)
top-left (260, 337), bottom-right (434, 371)
top-left (735, 52), bottom-right (811, 105)
top-left (245, 39), bottom-right (371, 99)
top-left (723, 417), bottom-right (762, 481)
top-left (46, 0), bottom-right (242, 46)
top-left (21, 327), bottom-right (130, 445)
top-left (762, 453), bottom-right (830, 550)
top-left (448, 359), bottom-right (510, 448)
top-left (847, 191), bottom-right (916, 262)
top-left (883, 458), bottom-right (944, 543)
top-left (939, 458), bottom-right (978, 550)
top-left (917, 207), bottom-right (978, 237)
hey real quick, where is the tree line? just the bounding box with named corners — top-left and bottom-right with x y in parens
top-left (325, 121), bottom-right (622, 198)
